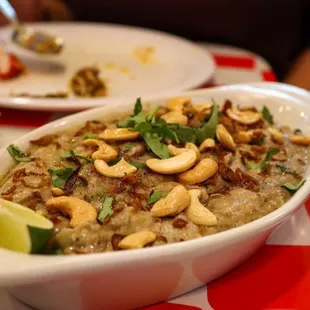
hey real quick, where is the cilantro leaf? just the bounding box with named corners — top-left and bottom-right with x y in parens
top-left (48, 167), bottom-right (74, 189)
top-left (168, 124), bottom-right (195, 143)
top-left (98, 197), bottom-right (114, 222)
top-left (83, 133), bottom-right (99, 140)
top-left (117, 97), bottom-right (220, 158)
top-left (108, 157), bottom-right (146, 168)
top-left (147, 191), bottom-right (162, 205)
top-left (195, 100), bottom-right (219, 144)
top-left (117, 98), bottom-right (147, 128)
top-left (55, 249), bottom-right (63, 255)
top-left (107, 158), bottom-right (122, 166)
top-left (276, 164), bottom-right (299, 176)
top-left (262, 106), bottom-right (274, 125)
top-left (129, 160), bottom-right (146, 169)
top-left (143, 133), bottom-right (170, 159)
top-left (117, 112), bottom-right (147, 128)
top-left (122, 143), bottom-right (134, 152)
top-left (246, 149), bottom-right (280, 169)
top-left (134, 97), bottom-right (142, 115)
top-left (96, 190), bottom-right (106, 198)
top-left (88, 195), bottom-right (95, 202)
top-left (281, 181), bottom-right (306, 193)
top-left (7, 144), bottom-right (31, 162)
top-left (146, 107), bottom-right (159, 123)
top-left (61, 150), bottom-right (93, 163)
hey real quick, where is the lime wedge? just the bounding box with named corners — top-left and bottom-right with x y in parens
top-left (0, 198), bottom-right (54, 253)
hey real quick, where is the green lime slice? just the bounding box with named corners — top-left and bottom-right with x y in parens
top-left (0, 198), bottom-right (54, 254)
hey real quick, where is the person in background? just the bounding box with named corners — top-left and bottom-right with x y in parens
top-left (1, 0), bottom-right (309, 90)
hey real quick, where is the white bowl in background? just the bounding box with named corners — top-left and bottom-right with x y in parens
top-left (0, 83), bottom-right (310, 310)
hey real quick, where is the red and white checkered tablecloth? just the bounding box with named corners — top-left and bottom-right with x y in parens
top-left (3, 44), bottom-right (309, 310)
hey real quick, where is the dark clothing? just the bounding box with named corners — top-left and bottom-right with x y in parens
top-left (65, 0), bottom-right (310, 79)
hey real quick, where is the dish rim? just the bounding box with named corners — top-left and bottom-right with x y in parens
top-left (0, 82), bottom-right (310, 286)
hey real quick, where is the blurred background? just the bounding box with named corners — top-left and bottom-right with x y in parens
top-left (1, 0), bottom-right (310, 89)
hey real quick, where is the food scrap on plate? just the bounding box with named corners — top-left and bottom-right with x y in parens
top-left (0, 52), bottom-right (25, 80)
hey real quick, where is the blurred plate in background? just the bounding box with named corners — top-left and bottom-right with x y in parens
top-left (0, 22), bottom-right (215, 111)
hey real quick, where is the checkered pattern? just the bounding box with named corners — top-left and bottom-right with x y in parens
top-left (2, 44), bottom-right (308, 310)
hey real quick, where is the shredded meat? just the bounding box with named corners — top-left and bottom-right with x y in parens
top-left (64, 166), bottom-right (81, 195)
top-left (251, 145), bottom-right (267, 154)
top-left (219, 116), bottom-right (234, 133)
top-left (12, 168), bottom-right (27, 183)
top-left (74, 120), bottom-right (106, 136)
top-left (173, 218), bottom-right (188, 229)
top-left (218, 186), bottom-right (231, 195)
top-left (26, 191), bottom-right (44, 210)
top-left (221, 100), bottom-right (232, 116)
top-left (77, 175), bottom-right (88, 186)
top-left (12, 168), bottom-right (50, 189)
top-left (218, 163), bottom-right (260, 191)
top-left (239, 149), bottom-right (260, 161)
top-left (1, 185), bottom-right (16, 196)
top-left (30, 134), bottom-right (58, 146)
top-left (111, 234), bottom-right (125, 250)
top-left (121, 174), bottom-right (140, 185)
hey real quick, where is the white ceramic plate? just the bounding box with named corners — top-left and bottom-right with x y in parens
top-left (0, 22), bottom-right (215, 111)
top-left (0, 83), bottom-right (310, 310)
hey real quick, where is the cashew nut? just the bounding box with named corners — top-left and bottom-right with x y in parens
top-left (186, 189), bottom-right (217, 226)
top-left (168, 143), bottom-right (200, 159)
top-left (146, 149), bottom-right (197, 174)
top-left (160, 111), bottom-right (188, 125)
top-left (216, 124), bottom-right (236, 150)
top-left (268, 128), bottom-right (284, 144)
top-left (227, 109), bottom-right (262, 125)
top-left (167, 96), bottom-right (191, 111)
top-left (178, 158), bottom-right (218, 184)
top-left (151, 185), bottom-right (190, 217)
top-left (46, 196), bottom-right (97, 227)
top-left (290, 135), bottom-right (310, 146)
top-left (84, 139), bottom-right (118, 161)
top-left (194, 102), bottom-right (213, 113)
top-left (118, 230), bottom-right (156, 249)
top-left (272, 152), bottom-right (287, 162)
top-left (237, 130), bottom-right (253, 144)
top-left (51, 187), bottom-right (64, 196)
top-left (99, 128), bottom-right (139, 141)
top-left (94, 158), bottom-right (137, 178)
top-left (199, 138), bottom-right (215, 152)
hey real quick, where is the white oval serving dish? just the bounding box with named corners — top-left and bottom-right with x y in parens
top-left (0, 82), bottom-right (310, 310)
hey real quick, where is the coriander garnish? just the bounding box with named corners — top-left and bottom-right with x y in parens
top-left (7, 144), bottom-right (31, 162)
top-left (276, 164), bottom-right (299, 176)
top-left (83, 133), bottom-right (99, 140)
top-left (121, 143), bottom-right (134, 152)
top-left (147, 191), bottom-right (162, 205)
top-left (262, 106), bottom-right (274, 124)
top-left (281, 181), bottom-right (306, 193)
top-left (48, 167), bottom-right (74, 189)
top-left (246, 149), bottom-right (280, 170)
top-left (117, 97), bottom-right (219, 159)
top-left (98, 197), bottom-right (114, 222)
top-left (61, 150), bottom-right (93, 163)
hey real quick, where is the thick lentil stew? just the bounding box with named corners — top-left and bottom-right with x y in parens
top-left (1, 97), bottom-right (309, 255)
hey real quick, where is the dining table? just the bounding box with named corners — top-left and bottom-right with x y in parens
top-left (1, 43), bottom-right (309, 310)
